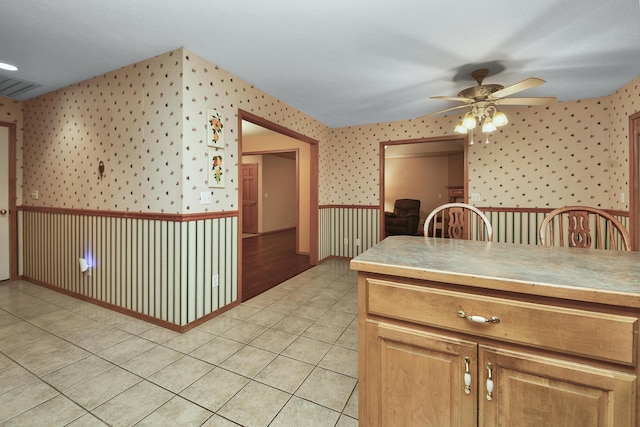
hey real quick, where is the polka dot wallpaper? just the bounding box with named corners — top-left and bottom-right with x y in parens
top-left (181, 52), bottom-right (327, 213)
top-left (321, 115), bottom-right (461, 205)
top-left (22, 50), bottom-right (184, 212)
top-left (8, 47), bottom-right (640, 214)
top-left (326, 77), bottom-right (639, 209)
top-left (20, 48), bottom-right (328, 214)
top-left (610, 78), bottom-right (640, 207)
top-left (469, 99), bottom-right (612, 208)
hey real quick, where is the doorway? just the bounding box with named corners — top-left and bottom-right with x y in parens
top-left (380, 135), bottom-right (468, 237)
top-left (238, 110), bottom-right (319, 301)
top-left (0, 121), bottom-right (16, 281)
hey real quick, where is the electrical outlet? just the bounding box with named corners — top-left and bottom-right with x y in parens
top-left (343, 238), bottom-right (349, 245)
top-left (212, 274), bottom-right (219, 288)
top-left (355, 238), bottom-right (361, 246)
top-left (471, 193), bottom-right (481, 202)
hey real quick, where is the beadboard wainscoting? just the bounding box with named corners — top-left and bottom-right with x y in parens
top-left (482, 207), bottom-right (629, 247)
top-left (14, 206), bottom-right (629, 330)
top-left (484, 208), bottom-right (549, 245)
top-left (318, 206), bottom-right (629, 261)
top-left (319, 206), bottom-right (380, 260)
top-left (18, 208), bottom-right (238, 329)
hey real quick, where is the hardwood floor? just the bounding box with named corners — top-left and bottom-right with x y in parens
top-left (241, 228), bottom-right (312, 301)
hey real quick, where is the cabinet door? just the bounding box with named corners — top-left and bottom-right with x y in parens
top-left (363, 320), bottom-right (478, 426)
top-left (479, 346), bottom-right (636, 427)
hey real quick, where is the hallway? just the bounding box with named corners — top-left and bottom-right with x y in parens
top-left (242, 229), bottom-right (313, 301)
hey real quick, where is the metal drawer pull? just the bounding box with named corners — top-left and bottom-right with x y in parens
top-left (457, 310), bottom-right (500, 324)
top-left (463, 357), bottom-right (471, 395)
top-left (486, 363), bottom-right (494, 401)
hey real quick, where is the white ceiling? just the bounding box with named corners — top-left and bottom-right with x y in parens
top-left (1, 0), bottom-right (639, 128)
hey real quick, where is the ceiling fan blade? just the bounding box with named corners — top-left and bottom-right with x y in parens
top-left (430, 95), bottom-right (474, 103)
top-left (494, 96), bottom-right (556, 106)
top-left (489, 77), bottom-right (545, 99)
top-left (428, 104), bottom-right (470, 116)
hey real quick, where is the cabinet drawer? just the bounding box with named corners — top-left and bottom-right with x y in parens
top-left (366, 278), bottom-right (638, 365)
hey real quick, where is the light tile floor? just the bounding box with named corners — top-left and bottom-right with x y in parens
top-left (0, 259), bottom-right (358, 426)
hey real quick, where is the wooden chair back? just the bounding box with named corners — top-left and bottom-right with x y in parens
top-left (424, 203), bottom-right (493, 242)
top-left (539, 206), bottom-right (631, 250)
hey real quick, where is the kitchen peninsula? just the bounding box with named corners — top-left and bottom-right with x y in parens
top-left (351, 236), bottom-right (640, 426)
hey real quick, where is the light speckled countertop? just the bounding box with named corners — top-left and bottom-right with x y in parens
top-left (350, 236), bottom-right (640, 308)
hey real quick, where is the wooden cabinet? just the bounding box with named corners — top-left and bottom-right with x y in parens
top-left (479, 346), bottom-right (635, 426)
top-left (364, 320), bottom-right (477, 426)
top-left (358, 275), bottom-right (638, 426)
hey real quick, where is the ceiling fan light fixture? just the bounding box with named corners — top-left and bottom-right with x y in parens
top-left (462, 112), bottom-right (477, 129)
top-left (482, 119), bottom-right (497, 133)
top-left (493, 110), bottom-right (508, 127)
top-left (430, 68), bottom-right (554, 145)
top-left (454, 121), bottom-right (468, 134)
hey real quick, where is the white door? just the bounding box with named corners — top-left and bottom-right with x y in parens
top-left (0, 126), bottom-right (9, 280)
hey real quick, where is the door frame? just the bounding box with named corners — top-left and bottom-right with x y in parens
top-left (379, 134), bottom-right (468, 237)
top-left (629, 111), bottom-right (640, 251)
top-left (238, 109), bottom-right (319, 301)
top-left (0, 121), bottom-right (17, 280)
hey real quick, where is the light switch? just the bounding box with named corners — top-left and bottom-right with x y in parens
top-left (31, 190), bottom-right (39, 199)
top-left (201, 191), bottom-right (212, 204)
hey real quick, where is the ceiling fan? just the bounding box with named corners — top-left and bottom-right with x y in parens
top-left (430, 68), bottom-right (556, 115)
top-left (430, 68), bottom-right (556, 143)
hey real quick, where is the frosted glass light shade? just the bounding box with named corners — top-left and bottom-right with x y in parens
top-left (454, 122), bottom-right (468, 134)
top-left (482, 120), bottom-right (496, 133)
top-left (493, 111), bottom-right (508, 126)
top-left (462, 112), bottom-right (477, 129)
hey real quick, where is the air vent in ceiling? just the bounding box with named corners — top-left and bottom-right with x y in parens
top-left (0, 74), bottom-right (40, 97)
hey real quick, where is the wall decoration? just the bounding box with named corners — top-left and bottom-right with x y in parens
top-left (207, 108), bottom-right (224, 147)
top-left (208, 148), bottom-right (225, 188)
